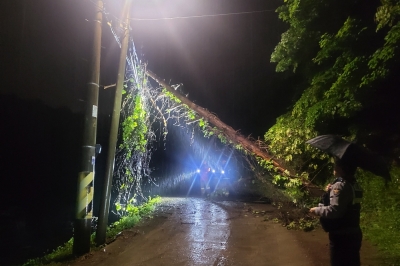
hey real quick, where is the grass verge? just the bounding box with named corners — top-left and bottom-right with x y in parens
top-left (22, 196), bottom-right (161, 266)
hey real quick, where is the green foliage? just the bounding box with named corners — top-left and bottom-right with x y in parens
top-left (286, 217), bottom-right (317, 232)
top-left (22, 238), bottom-right (74, 266)
top-left (22, 196), bottom-right (161, 266)
top-left (234, 143), bottom-right (243, 152)
top-left (267, 2), bottom-right (400, 262)
top-left (271, 0), bottom-right (324, 72)
top-left (273, 15), bottom-right (369, 141)
top-left (198, 118), bottom-right (207, 129)
top-left (217, 133), bottom-right (228, 144)
top-left (375, 0), bottom-right (400, 30)
top-left (264, 113), bottom-right (322, 173)
top-left (120, 95), bottom-right (148, 155)
top-left (358, 167), bottom-right (400, 262)
top-left (272, 174), bottom-right (290, 187)
top-left (267, 0), bottom-right (400, 181)
top-left (257, 158), bottom-right (276, 171)
top-left (362, 21), bottom-right (400, 85)
top-left (162, 88), bottom-right (181, 103)
top-left (110, 196), bottom-right (161, 236)
top-left (257, 155), bottom-right (310, 204)
top-left (271, 173), bottom-right (307, 203)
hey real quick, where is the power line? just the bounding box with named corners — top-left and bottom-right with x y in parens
top-left (89, 1), bottom-right (274, 23)
top-left (130, 10), bottom-right (275, 21)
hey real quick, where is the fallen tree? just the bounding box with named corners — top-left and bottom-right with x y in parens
top-left (145, 70), bottom-right (325, 196)
top-left (146, 70), bottom-right (290, 174)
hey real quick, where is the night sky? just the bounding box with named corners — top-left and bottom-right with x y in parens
top-left (1, 0), bottom-right (290, 137)
top-left (0, 0), bottom-right (291, 264)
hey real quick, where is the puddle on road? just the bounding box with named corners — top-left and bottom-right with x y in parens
top-left (160, 197), bottom-right (230, 265)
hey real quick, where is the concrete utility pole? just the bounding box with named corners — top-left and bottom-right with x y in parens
top-left (96, 0), bottom-right (133, 246)
top-left (73, 0), bottom-right (103, 256)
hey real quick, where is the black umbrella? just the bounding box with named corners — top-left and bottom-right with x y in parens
top-left (306, 135), bottom-right (391, 182)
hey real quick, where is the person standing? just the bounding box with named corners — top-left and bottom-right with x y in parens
top-left (310, 158), bottom-right (363, 266)
top-left (199, 162), bottom-right (211, 196)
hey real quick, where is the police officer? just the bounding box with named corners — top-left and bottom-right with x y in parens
top-left (199, 162), bottom-right (211, 196)
top-left (310, 158), bottom-right (363, 266)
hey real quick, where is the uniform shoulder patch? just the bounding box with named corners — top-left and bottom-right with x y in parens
top-left (333, 189), bottom-right (341, 195)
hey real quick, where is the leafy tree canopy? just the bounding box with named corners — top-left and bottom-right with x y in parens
top-left (267, 0), bottom-right (400, 181)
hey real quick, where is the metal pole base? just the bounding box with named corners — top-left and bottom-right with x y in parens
top-left (95, 226), bottom-right (107, 246)
top-left (73, 218), bottom-right (92, 256)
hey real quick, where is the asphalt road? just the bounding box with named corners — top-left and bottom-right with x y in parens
top-left (66, 197), bottom-right (384, 266)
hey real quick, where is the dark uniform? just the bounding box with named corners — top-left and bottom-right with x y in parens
top-left (314, 177), bottom-right (363, 266)
top-left (199, 164), bottom-right (211, 196)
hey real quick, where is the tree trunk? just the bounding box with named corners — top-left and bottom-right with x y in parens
top-left (146, 70), bottom-right (290, 175)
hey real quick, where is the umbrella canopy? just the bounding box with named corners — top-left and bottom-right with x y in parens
top-left (305, 135), bottom-right (352, 159)
top-left (306, 135), bottom-right (391, 182)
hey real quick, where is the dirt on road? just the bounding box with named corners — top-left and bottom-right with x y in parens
top-left (64, 197), bottom-right (385, 266)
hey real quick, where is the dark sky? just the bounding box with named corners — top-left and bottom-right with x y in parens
top-left (1, 0), bottom-right (290, 137)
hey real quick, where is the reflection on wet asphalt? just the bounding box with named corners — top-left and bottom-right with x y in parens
top-left (185, 198), bottom-right (229, 265)
top-left (161, 197), bottom-right (229, 265)
top-left (69, 197), bottom-right (331, 266)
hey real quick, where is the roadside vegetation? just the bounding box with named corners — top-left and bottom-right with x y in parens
top-left (22, 196), bottom-right (161, 266)
top-left (258, 0), bottom-right (400, 264)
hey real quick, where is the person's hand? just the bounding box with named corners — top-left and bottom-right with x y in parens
top-left (309, 207), bottom-right (317, 214)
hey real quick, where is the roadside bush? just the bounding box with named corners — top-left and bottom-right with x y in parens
top-left (23, 196), bottom-right (161, 266)
top-left (358, 166), bottom-right (400, 263)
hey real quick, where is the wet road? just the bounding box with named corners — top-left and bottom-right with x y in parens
top-left (70, 197), bottom-right (334, 266)
top-left (84, 198), bottom-right (234, 265)
top-left (152, 198), bottom-right (232, 265)
top-left (181, 198), bottom-right (230, 265)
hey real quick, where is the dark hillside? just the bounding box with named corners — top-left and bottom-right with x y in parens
top-left (0, 95), bottom-right (84, 265)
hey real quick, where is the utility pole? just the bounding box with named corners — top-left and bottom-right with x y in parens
top-left (73, 0), bottom-right (103, 256)
top-left (96, 0), bottom-right (133, 246)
